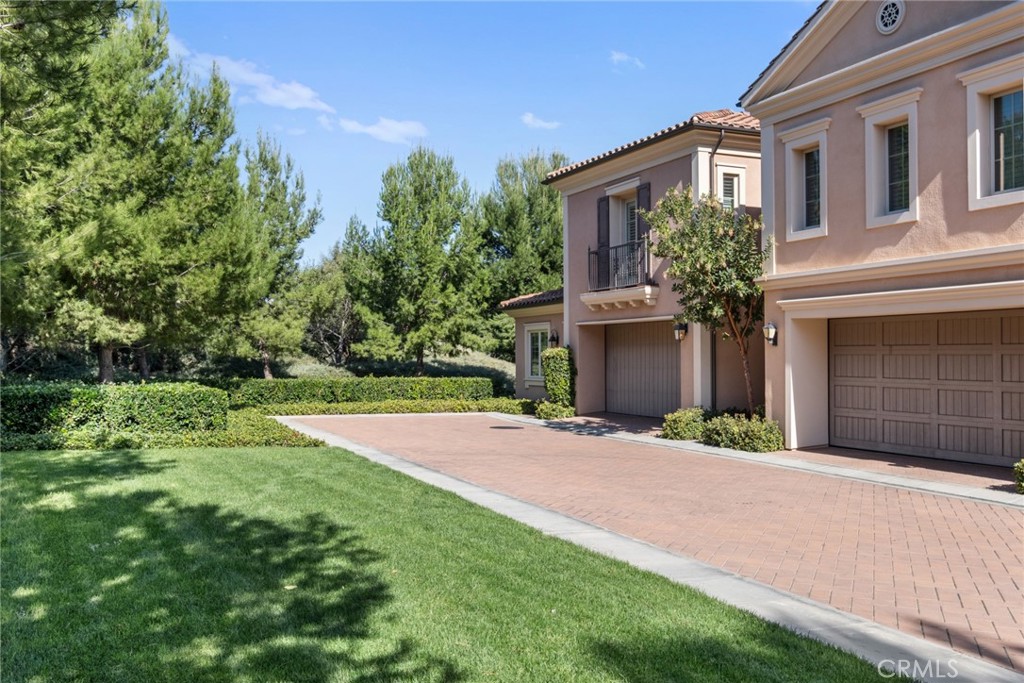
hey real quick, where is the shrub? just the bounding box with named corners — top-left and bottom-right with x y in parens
top-left (1014, 459), bottom-right (1024, 494)
top-left (700, 414), bottom-right (784, 453)
top-left (0, 410), bottom-right (323, 451)
top-left (541, 346), bottom-right (576, 408)
top-left (661, 407), bottom-right (710, 441)
top-left (0, 382), bottom-right (227, 434)
top-left (231, 377), bottom-right (493, 406)
top-left (258, 398), bottom-right (536, 417)
top-left (535, 400), bottom-right (576, 420)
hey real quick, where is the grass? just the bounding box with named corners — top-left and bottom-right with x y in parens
top-left (2, 447), bottom-right (902, 682)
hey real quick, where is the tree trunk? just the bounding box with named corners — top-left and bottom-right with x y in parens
top-left (135, 347), bottom-right (151, 381)
top-left (738, 341), bottom-right (755, 417)
top-left (261, 345), bottom-right (274, 379)
top-left (415, 348), bottom-right (425, 376)
top-left (98, 344), bottom-right (115, 383)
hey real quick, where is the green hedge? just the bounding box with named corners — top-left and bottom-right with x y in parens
top-left (700, 414), bottom-right (784, 453)
top-left (231, 377), bottom-right (494, 406)
top-left (661, 407), bottom-right (711, 441)
top-left (1, 382), bottom-right (228, 434)
top-left (541, 347), bottom-right (576, 408)
top-left (1, 409), bottom-right (322, 451)
top-left (259, 398), bottom-right (535, 417)
top-left (535, 401), bottom-right (576, 420)
top-left (1014, 460), bottom-right (1024, 494)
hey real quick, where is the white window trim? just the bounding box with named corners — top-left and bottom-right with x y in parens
top-left (858, 88), bottom-right (921, 229)
top-left (524, 323), bottom-right (550, 383)
top-left (781, 117), bottom-right (830, 242)
top-left (958, 55), bottom-right (1024, 212)
top-left (716, 163), bottom-right (747, 212)
top-left (604, 177), bottom-right (640, 196)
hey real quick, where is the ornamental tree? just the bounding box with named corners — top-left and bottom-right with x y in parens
top-left (643, 187), bottom-right (769, 415)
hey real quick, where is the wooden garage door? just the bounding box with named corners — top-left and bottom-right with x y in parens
top-left (829, 310), bottom-right (1024, 466)
top-left (605, 322), bottom-right (680, 417)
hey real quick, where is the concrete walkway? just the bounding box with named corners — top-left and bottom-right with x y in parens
top-left (279, 413), bottom-right (1024, 681)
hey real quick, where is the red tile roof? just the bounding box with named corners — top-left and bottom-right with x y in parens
top-left (545, 109), bottom-right (760, 184)
top-left (498, 288), bottom-right (564, 311)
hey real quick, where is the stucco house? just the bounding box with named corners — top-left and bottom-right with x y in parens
top-left (501, 110), bottom-right (765, 417)
top-left (740, 0), bottom-right (1023, 465)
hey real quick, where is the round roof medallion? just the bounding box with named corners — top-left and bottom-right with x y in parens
top-left (876, 0), bottom-right (905, 35)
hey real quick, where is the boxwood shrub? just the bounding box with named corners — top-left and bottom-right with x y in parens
top-left (540, 347), bottom-right (576, 409)
top-left (661, 407), bottom-right (711, 441)
top-left (259, 398), bottom-right (535, 417)
top-left (1, 382), bottom-right (228, 435)
top-left (535, 400), bottom-right (576, 420)
top-left (1014, 459), bottom-right (1024, 494)
top-left (231, 377), bottom-right (494, 406)
top-left (700, 414), bottom-right (784, 453)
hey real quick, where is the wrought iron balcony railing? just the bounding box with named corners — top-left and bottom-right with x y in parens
top-left (587, 239), bottom-right (651, 291)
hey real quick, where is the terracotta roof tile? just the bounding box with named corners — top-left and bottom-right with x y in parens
top-left (498, 288), bottom-right (564, 311)
top-left (546, 109), bottom-right (760, 183)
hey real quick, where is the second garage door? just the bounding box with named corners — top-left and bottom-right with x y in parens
top-left (605, 322), bottom-right (680, 417)
top-left (830, 310), bottom-right (1024, 466)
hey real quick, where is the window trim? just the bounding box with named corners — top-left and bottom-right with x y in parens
top-left (524, 322), bottom-right (550, 383)
top-left (716, 163), bottom-right (747, 212)
top-left (858, 87), bottom-right (921, 229)
top-left (958, 55), bottom-right (1024, 212)
top-left (781, 117), bottom-right (830, 242)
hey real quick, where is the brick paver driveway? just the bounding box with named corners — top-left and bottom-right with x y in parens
top-left (294, 413), bottom-right (1024, 672)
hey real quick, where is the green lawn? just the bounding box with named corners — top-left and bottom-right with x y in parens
top-left (2, 447), bottom-right (900, 682)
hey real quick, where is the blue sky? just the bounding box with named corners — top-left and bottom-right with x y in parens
top-left (163, 1), bottom-right (816, 262)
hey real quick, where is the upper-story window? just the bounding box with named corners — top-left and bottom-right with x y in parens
top-left (715, 163), bottom-right (745, 213)
top-left (993, 89), bottom-right (1023, 193)
top-left (958, 55), bottom-right (1024, 211)
top-left (780, 117), bottom-right (830, 241)
top-left (623, 199), bottom-right (638, 243)
top-left (857, 87), bottom-right (920, 228)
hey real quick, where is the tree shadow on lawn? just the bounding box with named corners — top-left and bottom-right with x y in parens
top-left (2, 451), bottom-right (463, 682)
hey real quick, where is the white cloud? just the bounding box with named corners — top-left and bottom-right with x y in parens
top-left (610, 50), bottom-right (645, 69)
top-left (168, 33), bottom-right (334, 113)
top-left (286, 127), bottom-right (306, 136)
top-left (336, 117), bottom-right (427, 145)
top-left (316, 114), bottom-right (335, 132)
top-left (521, 112), bottom-right (561, 130)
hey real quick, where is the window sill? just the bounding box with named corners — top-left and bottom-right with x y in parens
top-left (968, 189), bottom-right (1024, 212)
top-left (786, 226), bottom-right (827, 242)
top-left (525, 379), bottom-right (545, 387)
top-left (866, 209), bottom-right (917, 229)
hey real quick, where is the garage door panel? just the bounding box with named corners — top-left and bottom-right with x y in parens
top-left (830, 310), bottom-right (1023, 466)
top-left (605, 322), bottom-right (680, 418)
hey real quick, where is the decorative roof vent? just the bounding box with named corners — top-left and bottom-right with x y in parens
top-left (876, 0), bottom-right (905, 35)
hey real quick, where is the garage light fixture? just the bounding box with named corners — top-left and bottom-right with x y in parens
top-left (548, 331), bottom-right (559, 347)
top-left (673, 322), bottom-right (689, 342)
top-left (763, 322), bottom-right (778, 346)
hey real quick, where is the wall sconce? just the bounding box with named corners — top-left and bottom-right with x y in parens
top-left (763, 322), bottom-right (778, 346)
top-left (548, 330), bottom-right (559, 347)
top-left (673, 322), bottom-right (689, 342)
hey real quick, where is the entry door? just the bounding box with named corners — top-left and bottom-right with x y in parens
top-left (605, 322), bottom-right (681, 417)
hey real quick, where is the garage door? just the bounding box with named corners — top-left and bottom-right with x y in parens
top-left (605, 322), bottom-right (680, 417)
top-left (830, 310), bottom-right (1024, 465)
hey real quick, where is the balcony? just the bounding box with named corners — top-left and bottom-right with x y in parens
top-left (581, 240), bottom-right (659, 311)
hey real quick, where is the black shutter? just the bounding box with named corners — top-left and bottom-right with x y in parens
top-left (636, 182), bottom-right (651, 238)
top-left (596, 196), bottom-right (610, 289)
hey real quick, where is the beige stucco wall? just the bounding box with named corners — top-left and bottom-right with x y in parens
top-left (771, 41), bottom-right (1024, 276)
top-left (715, 328), bottom-right (766, 411)
top-left (790, 1), bottom-right (1013, 90)
top-left (510, 310), bottom-right (563, 401)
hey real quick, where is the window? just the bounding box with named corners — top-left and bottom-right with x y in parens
top-left (715, 163), bottom-right (745, 212)
top-left (857, 87), bottom-right (920, 228)
top-left (993, 89), bottom-right (1023, 193)
top-left (959, 55), bottom-right (1024, 211)
top-left (721, 174), bottom-right (737, 210)
top-left (624, 199), bottom-right (638, 243)
top-left (525, 323), bottom-right (549, 381)
top-left (803, 149), bottom-right (821, 228)
top-left (781, 117), bottom-right (830, 241)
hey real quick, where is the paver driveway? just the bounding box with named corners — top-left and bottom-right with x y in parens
top-left (293, 413), bottom-right (1024, 673)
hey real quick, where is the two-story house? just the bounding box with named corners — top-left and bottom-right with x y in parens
top-left (501, 110), bottom-right (765, 417)
top-left (740, 0), bottom-right (1023, 465)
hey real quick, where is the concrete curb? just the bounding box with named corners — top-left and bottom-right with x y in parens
top-left (276, 415), bottom-right (1024, 683)
top-left (488, 413), bottom-right (1024, 509)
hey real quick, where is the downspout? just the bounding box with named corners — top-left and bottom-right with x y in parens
top-left (708, 128), bottom-right (725, 411)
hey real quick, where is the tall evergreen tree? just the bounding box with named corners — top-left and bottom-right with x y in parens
top-left (358, 147), bottom-right (485, 373)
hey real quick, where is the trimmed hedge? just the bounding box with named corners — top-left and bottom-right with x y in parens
top-left (1, 409), bottom-right (323, 451)
top-left (1014, 460), bottom-right (1024, 494)
top-left (231, 377), bottom-right (494, 406)
top-left (535, 401), bottom-right (576, 420)
top-left (1, 382), bottom-right (228, 434)
top-left (541, 347), bottom-right (576, 408)
top-left (661, 407), bottom-right (710, 441)
top-left (259, 398), bottom-right (535, 417)
top-left (700, 414), bottom-right (784, 453)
